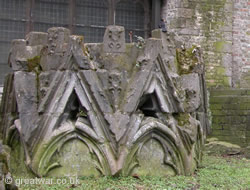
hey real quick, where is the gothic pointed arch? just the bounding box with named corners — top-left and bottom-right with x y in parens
top-left (1, 26), bottom-right (207, 177)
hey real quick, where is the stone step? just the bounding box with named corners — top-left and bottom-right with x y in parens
top-left (210, 89), bottom-right (250, 97)
top-left (211, 109), bottom-right (250, 115)
top-left (210, 96), bottom-right (250, 104)
top-left (210, 103), bottom-right (250, 110)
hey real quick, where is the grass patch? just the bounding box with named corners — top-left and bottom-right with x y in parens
top-left (15, 154), bottom-right (250, 190)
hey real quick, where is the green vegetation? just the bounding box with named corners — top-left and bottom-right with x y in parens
top-left (15, 154), bottom-right (250, 190)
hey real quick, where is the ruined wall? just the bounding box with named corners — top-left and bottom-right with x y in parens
top-left (162, 0), bottom-right (235, 88)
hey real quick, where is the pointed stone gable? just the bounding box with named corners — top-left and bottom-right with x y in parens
top-left (0, 26), bottom-right (208, 177)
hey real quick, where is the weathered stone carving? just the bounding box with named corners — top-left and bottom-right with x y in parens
top-left (0, 26), bottom-right (208, 177)
top-left (103, 25), bottom-right (125, 53)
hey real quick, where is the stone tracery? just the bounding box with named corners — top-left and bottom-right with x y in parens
top-left (0, 26), bottom-right (208, 178)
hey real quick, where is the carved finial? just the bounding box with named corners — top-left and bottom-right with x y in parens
top-left (103, 25), bottom-right (125, 53)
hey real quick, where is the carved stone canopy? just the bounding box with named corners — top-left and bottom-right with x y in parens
top-left (0, 26), bottom-right (208, 177)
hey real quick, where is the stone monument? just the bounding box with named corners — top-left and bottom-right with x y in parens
top-left (0, 26), bottom-right (208, 178)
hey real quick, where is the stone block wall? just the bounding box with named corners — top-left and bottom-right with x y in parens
top-left (162, 0), bottom-right (236, 88)
top-left (161, 1), bottom-right (250, 147)
top-left (210, 89), bottom-right (250, 147)
top-left (233, 0), bottom-right (250, 88)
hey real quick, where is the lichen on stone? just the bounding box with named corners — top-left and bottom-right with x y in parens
top-left (176, 45), bottom-right (200, 75)
top-left (27, 55), bottom-right (42, 73)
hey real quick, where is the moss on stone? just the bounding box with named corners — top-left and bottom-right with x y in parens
top-left (205, 140), bottom-right (242, 156)
top-left (47, 139), bottom-right (100, 177)
top-left (216, 67), bottom-right (225, 75)
top-left (176, 45), bottom-right (199, 75)
top-left (174, 113), bottom-right (190, 127)
top-left (10, 139), bottom-right (34, 178)
top-left (27, 55), bottom-right (41, 73)
top-left (214, 41), bottom-right (225, 52)
top-left (198, 0), bottom-right (229, 87)
top-left (134, 139), bottom-right (176, 176)
top-left (27, 55), bottom-right (42, 101)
